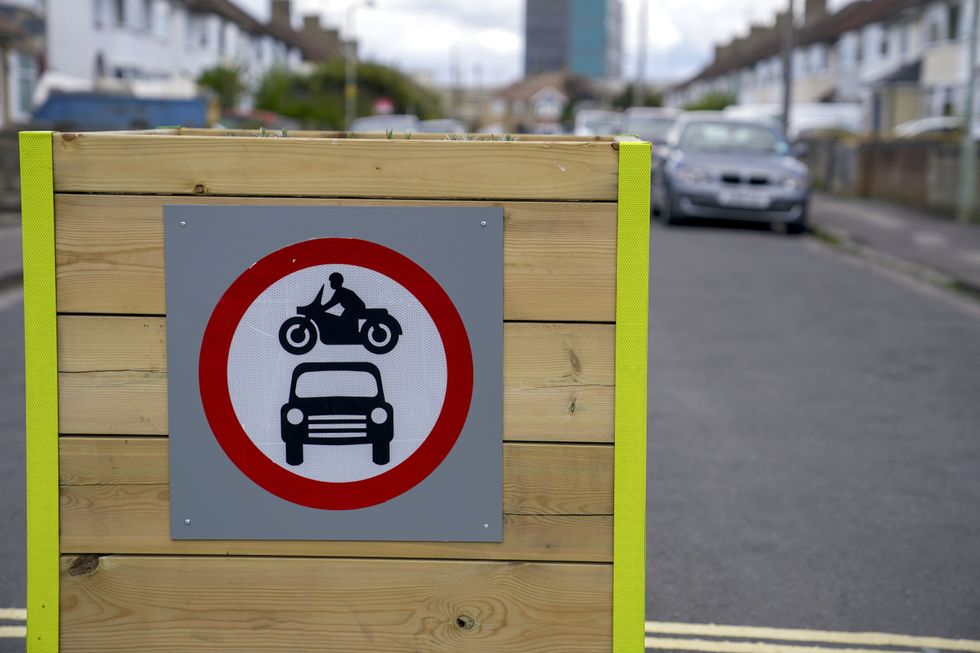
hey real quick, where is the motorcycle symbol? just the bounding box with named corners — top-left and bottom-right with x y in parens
top-left (278, 284), bottom-right (402, 355)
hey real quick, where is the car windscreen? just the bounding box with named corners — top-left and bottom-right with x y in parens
top-left (623, 117), bottom-right (675, 141)
top-left (679, 121), bottom-right (789, 155)
top-left (295, 370), bottom-right (379, 398)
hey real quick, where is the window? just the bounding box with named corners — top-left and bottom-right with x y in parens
top-left (948, 2), bottom-right (961, 40)
top-left (93, 0), bottom-right (104, 28)
top-left (928, 21), bottom-right (941, 44)
top-left (142, 0), bottom-right (153, 30)
top-left (18, 53), bottom-right (35, 115)
top-left (899, 23), bottom-right (909, 55)
top-left (114, 0), bottom-right (125, 26)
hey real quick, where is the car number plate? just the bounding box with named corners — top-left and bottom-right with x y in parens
top-left (719, 190), bottom-right (770, 209)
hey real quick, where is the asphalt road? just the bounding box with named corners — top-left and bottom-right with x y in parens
top-left (647, 219), bottom-right (980, 639)
top-left (0, 287), bottom-right (24, 653)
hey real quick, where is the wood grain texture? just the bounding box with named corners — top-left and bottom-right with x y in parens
top-left (60, 555), bottom-right (611, 653)
top-left (53, 133), bottom-right (618, 200)
top-left (57, 319), bottom-right (614, 441)
top-left (59, 437), bottom-right (613, 515)
top-left (55, 195), bottom-right (616, 322)
top-left (54, 194), bottom-right (616, 321)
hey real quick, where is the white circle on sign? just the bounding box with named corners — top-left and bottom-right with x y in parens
top-left (227, 263), bottom-right (448, 483)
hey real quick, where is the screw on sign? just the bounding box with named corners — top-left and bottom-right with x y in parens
top-left (199, 238), bottom-right (474, 511)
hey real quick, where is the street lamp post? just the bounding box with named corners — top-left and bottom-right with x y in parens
top-left (781, 0), bottom-right (795, 134)
top-left (345, 0), bottom-right (375, 130)
top-left (957, 0), bottom-right (979, 223)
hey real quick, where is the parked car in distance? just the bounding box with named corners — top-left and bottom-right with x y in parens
top-left (653, 113), bottom-right (811, 234)
top-left (573, 109), bottom-right (623, 136)
top-left (621, 107), bottom-right (683, 143)
top-left (417, 118), bottom-right (467, 134)
top-left (349, 114), bottom-right (420, 134)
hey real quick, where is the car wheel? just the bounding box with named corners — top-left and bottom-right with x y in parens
top-left (785, 208), bottom-right (808, 235)
top-left (372, 441), bottom-right (390, 465)
top-left (285, 440), bottom-right (303, 466)
top-left (662, 191), bottom-right (682, 226)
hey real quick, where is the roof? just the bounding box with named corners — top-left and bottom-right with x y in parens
top-left (672, 0), bottom-right (929, 93)
top-left (179, 0), bottom-right (337, 60)
top-left (0, 14), bottom-right (25, 40)
top-left (495, 72), bottom-right (571, 100)
top-left (875, 60), bottom-right (922, 85)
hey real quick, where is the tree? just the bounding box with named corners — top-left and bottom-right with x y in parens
top-left (197, 66), bottom-right (247, 110)
top-left (613, 84), bottom-right (663, 109)
top-left (255, 61), bottom-right (443, 129)
top-left (683, 91), bottom-right (737, 112)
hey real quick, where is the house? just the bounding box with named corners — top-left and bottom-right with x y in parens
top-left (28, 0), bottom-right (348, 115)
top-left (0, 1), bottom-right (43, 127)
top-left (485, 71), bottom-right (573, 132)
top-left (666, 0), bottom-right (978, 135)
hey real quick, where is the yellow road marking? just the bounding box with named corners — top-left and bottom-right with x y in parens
top-left (0, 626), bottom-right (25, 638)
top-left (646, 636), bottom-right (917, 653)
top-left (0, 609), bottom-right (25, 621)
top-left (646, 622), bottom-right (980, 652)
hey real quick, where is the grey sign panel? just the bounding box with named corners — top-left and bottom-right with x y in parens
top-left (164, 206), bottom-right (502, 541)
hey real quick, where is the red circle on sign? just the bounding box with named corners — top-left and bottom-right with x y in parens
top-left (199, 238), bottom-right (473, 510)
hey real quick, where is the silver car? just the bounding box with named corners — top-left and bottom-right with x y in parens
top-left (653, 114), bottom-right (810, 233)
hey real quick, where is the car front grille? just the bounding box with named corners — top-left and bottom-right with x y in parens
top-left (721, 171), bottom-right (771, 186)
top-left (306, 414), bottom-right (367, 438)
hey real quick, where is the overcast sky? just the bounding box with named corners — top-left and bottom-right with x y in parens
top-left (237, 0), bottom-right (853, 87)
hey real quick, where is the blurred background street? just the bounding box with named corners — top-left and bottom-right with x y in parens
top-left (0, 0), bottom-right (979, 650)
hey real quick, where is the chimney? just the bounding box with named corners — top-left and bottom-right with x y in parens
top-left (303, 14), bottom-right (322, 34)
top-left (271, 0), bottom-right (291, 25)
top-left (804, 0), bottom-right (827, 21)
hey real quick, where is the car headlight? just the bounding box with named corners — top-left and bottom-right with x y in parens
top-left (371, 407), bottom-right (388, 424)
top-left (286, 408), bottom-right (304, 425)
top-left (673, 165), bottom-right (713, 185)
top-left (781, 176), bottom-right (809, 191)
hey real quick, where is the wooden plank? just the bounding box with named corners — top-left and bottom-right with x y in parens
top-left (60, 555), bottom-right (611, 652)
top-left (53, 133), bottom-right (618, 200)
top-left (175, 128), bottom-right (612, 142)
top-left (54, 194), bottom-right (616, 321)
top-left (61, 483), bottom-right (611, 560)
top-left (57, 319), bottom-right (613, 441)
top-left (59, 437), bottom-right (613, 515)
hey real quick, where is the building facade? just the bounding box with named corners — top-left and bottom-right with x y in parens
top-left (524, 0), bottom-right (622, 80)
top-left (666, 0), bottom-right (978, 135)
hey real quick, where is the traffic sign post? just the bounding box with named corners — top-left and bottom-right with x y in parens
top-left (22, 129), bottom-right (649, 652)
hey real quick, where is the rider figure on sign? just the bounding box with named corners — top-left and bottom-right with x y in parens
top-left (322, 272), bottom-right (365, 336)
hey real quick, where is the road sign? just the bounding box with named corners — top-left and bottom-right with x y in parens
top-left (165, 206), bottom-right (502, 541)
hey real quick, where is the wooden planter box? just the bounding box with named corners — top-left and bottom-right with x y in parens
top-left (21, 129), bottom-right (650, 652)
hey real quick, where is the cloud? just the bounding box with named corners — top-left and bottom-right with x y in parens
top-left (235, 0), bottom-right (858, 88)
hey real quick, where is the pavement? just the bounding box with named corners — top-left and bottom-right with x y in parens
top-left (811, 193), bottom-right (980, 294)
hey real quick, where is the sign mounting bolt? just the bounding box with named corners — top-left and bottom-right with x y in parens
top-left (184, 518), bottom-right (191, 525)
top-left (483, 523), bottom-right (489, 529)
top-left (480, 220), bottom-right (487, 227)
top-left (179, 220), bottom-right (187, 227)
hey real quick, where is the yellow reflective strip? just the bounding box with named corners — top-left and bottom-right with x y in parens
top-left (614, 140), bottom-right (651, 653)
top-left (21, 131), bottom-right (58, 653)
top-left (646, 622), bottom-right (980, 652)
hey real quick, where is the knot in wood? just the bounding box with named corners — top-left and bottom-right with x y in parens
top-left (455, 615), bottom-right (476, 631)
top-left (193, 183), bottom-right (206, 194)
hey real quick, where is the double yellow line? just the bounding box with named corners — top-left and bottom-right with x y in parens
top-left (645, 621), bottom-right (980, 653)
top-left (0, 608), bottom-right (26, 638)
